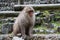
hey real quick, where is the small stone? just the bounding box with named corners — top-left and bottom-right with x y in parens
top-left (39, 29), bottom-right (44, 33)
top-left (33, 29), bottom-right (40, 33)
top-left (35, 17), bottom-right (42, 25)
top-left (46, 29), bottom-right (55, 34)
top-left (12, 36), bottom-right (24, 40)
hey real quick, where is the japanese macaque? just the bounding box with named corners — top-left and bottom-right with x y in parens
top-left (8, 6), bottom-right (35, 39)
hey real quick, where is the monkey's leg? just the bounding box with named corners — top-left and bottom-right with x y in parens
top-left (8, 23), bottom-right (19, 37)
top-left (29, 26), bottom-right (33, 37)
top-left (23, 26), bottom-right (33, 40)
top-left (20, 26), bottom-right (26, 39)
top-left (12, 23), bottom-right (20, 36)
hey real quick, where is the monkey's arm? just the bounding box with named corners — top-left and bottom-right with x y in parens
top-left (20, 24), bottom-right (27, 39)
top-left (29, 25), bottom-right (34, 37)
top-left (29, 16), bottom-right (35, 37)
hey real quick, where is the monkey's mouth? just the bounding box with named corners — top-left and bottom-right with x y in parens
top-left (29, 12), bottom-right (33, 17)
top-left (28, 10), bottom-right (34, 14)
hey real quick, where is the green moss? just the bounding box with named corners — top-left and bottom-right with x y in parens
top-left (34, 21), bottom-right (60, 34)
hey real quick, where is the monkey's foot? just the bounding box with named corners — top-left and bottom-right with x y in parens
top-left (24, 36), bottom-right (33, 40)
top-left (29, 34), bottom-right (33, 38)
top-left (22, 35), bottom-right (27, 39)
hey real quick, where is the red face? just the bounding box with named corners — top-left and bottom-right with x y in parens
top-left (28, 10), bottom-right (34, 17)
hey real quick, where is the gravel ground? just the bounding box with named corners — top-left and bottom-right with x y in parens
top-left (0, 34), bottom-right (60, 40)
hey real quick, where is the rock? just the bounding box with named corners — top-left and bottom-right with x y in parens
top-left (33, 29), bottom-right (45, 34)
top-left (43, 17), bottom-right (50, 23)
top-left (33, 29), bottom-right (40, 33)
top-left (1, 23), bottom-right (13, 34)
top-left (35, 17), bottom-right (42, 25)
top-left (1, 24), bottom-right (9, 34)
top-left (35, 12), bottom-right (43, 16)
top-left (0, 34), bottom-right (60, 40)
top-left (50, 30), bottom-right (56, 33)
top-left (1, 19), bottom-right (8, 23)
top-left (1, 18), bottom-right (16, 23)
top-left (43, 23), bottom-right (48, 27)
top-left (0, 36), bottom-right (3, 40)
top-left (2, 37), bottom-right (12, 40)
top-left (12, 36), bottom-right (24, 40)
top-left (49, 14), bottom-right (55, 21)
top-left (51, 37), bottom-right (57, 40)
top-left (7, 18), bottom-right (15, 23)
top-left (46, 29), bottom-right (50, 34)
top-left (57, 27), bottom-right (60, 32)
top-left (54, 18), bottom-right (60, 21)
top-left (43, 23), bottom-right (54, 29)
top-left (57, 35), bottom-right (60, 40)
top-left (47, 23), bottom-right (54, 29)
top-left (39, 29), bottom-right (44, 33)
top-left (46, 29), bottom-right (56, 34)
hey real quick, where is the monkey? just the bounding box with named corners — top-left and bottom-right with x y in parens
top-left (8, 6), bottom-right (35, 39)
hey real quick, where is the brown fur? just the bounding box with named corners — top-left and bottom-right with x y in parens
top-left (9, 6), bottom-right (35, 39)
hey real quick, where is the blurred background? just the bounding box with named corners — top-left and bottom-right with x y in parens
top-left (0, 0), bottom-right (60, 11)
top-left (0, 0), bottom-right (60, 40)
top-left (0, 0), bottom-right (60, 34)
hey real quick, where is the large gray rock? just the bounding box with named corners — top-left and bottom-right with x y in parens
top-left (1, 23), bottom-right (13, 34)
